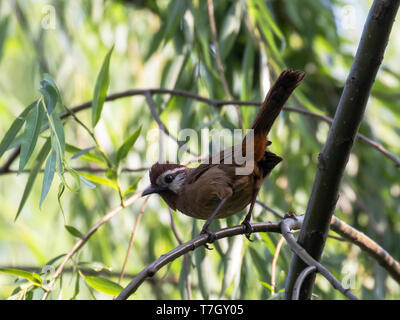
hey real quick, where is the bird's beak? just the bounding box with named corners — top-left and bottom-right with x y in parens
top-left (142, 185), bottom-right (166, 196)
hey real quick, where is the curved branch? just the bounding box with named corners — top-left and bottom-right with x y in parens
top-left (116, 214), bottom-right (365, 300)
top-left (330, 215), bottom-right (400, 283)
top-left (285, 0), bottom-right (400, 299)
top-left (116, 221), bottom-right (282, 300)
top-left (280, 215), bottom-right (359, 300)
top-left (1, 88), bottom-right (398, 173)
top-left (292, 266), bottom-right (317, 300)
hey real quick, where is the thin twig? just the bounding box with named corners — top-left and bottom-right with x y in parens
top-left (41, 191), bottom-right (143, 300)
top-left (0, 167), bottom-right (148, 175)
top-left (207, 0), bottom-right (243, 128)
top-left (271, 236), bottom-right (285, 295)
top-left (168, 208), bottom-right (192, 300)
top-left (116, 221), bottom-right (282, 299)
top-left (292, 266), bottom-right (317, 300)
top-left (330, 215), bottom-right (400, 283)
top-left (119, 196), bottom-right (150, 284)
top-left (144, 91), bottom-right (198, 157)
top-left (1, 89), bottom-right (398, 173)
top-left (255, 200), bottom-right (284, 219)
top-left (280, 215), bottom-right (359, 300)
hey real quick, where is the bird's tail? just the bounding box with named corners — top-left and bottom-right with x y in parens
top-left (251, 69), bottom-right (306, 136)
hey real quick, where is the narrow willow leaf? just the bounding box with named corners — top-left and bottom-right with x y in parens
top-left (79, 175), bottom-right (96, 189)
top-left (66, 144), bottom-right (105, 164)
top-left (78, 261), bottom-right (112, 272)
top-left (78, 172), bottom-right (118, 190)
top-left (57, 182), bottom-right (66, 222)
top-left (163, 1), bottom-right (186, 42)
top-left (39, 74), bottom-right (60, 115)
top-left (218, 1), bottom-right (243, 60)
top-left (71, 146), bottom-right (96, 159)
top-left (71, 272), bottom-right (80, 300)
top-left (16, 140), bottom-right (51, 221)
top-left (116, 126), bottom-right (142, 165)
top-left (0, 268), bottom-right (42, 286)
top-left (44, 254), bottom-right (67, 267)
top-left (19, 102), bottom-right (44, 173)
top-left (123, 176), bottom-right (141, 197)
top-left (92, 46), bottom-right (114, 128)
top-left (0, 15), bottom-right (10, 63)
top-left (83, 276), bottom-right (123, 296)
top-left (64, 167), bottom-right (81, 192)
top-left (39, 150), bottom-right (56, 209)
top-left (0, 101), bottom-right (37, 158)
top-left (64, 225), bottom-right (83, 238)
top-left (49, 111), bottom-right (65, 174)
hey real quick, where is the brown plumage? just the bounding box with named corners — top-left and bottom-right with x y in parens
top-left (143, 69), bottom-right (306, 239)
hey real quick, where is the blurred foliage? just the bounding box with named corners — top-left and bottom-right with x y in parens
top-left (0, 0), bottom-right (399, 300)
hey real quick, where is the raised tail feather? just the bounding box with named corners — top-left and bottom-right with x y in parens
top-left (251, 69), bottom-right (306, 136)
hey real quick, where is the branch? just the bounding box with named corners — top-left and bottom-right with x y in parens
top-left (292, 266), bottom-right (316, 300)
top-left (271, 236), bottom-right (285, 295)
top-left (207, 0), bottom-right (243, 127)
top-left (330, 215), bottom-right (400, 283)
top-left (116, 214), bottom-right (363, 300)
top-left (168, 207), bottom-right (192, 300)
top-left (2, 88), bottom-right (398, 174)
top-left (119, 196), bottom-right (149, 284)
top-left (280, 215), bottom-right (359, 300)
top-left (144, 92), bottom-right (198, 157)
top-left (285, 0), bottom-right (400, 299)
top-left (41, 191), bottom-right (143, 300)
top-left (256, 202), bottom-right (400, 286)
top-left (116, 221), bottom-right (282, 300)
top-left (0, 167), bottom-right (148, 175)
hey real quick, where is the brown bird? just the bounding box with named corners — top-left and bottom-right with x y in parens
top-left (143, 69), bottom-right (306, 244)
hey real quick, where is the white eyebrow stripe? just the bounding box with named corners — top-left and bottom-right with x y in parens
top-left (155, 167), bottom-right (186, 185)
top-left (163, 167), bottom-right (186, 176)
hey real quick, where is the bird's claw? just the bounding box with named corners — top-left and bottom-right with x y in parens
top-left (200, 228), bottom-right (217, 250)
top-left (241, 220), bottom-right (254, 242)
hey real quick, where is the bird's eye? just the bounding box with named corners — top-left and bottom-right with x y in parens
top-left (164, 174), bottom-right (173, 184)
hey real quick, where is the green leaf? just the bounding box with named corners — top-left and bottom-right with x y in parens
top-left (49, 111), bottom-right (65, 175)
top-left (0, 101), bottom-right (37, 158)
top-left (83, 275), bottom-right (123, 296)
top-left (92, 46), bottom-right (114, 128)
top-left (123, 176), bottom-right (141, 197)
top-left (66, 144), bottom-right (105, 164)
top-left (78, 261), bottom-right (112, 272)
top-left (16, 139), bottom-right (51, 221)
top-left (71, 146), bottom-right (96, 160)
top-left (39, 150), bottom-right (56, 208)
top-left (64, 225), bottom-right (83, 238)
top-left (0, 15), bottom-right (10, 63)
top-left (40, 74), bottom-right (60, 115)
top-left (259, 281), bottom-right (273, 291)
top-left (79, 175), bottom-right (96, 189)
top-left (116, 126), bottom-right (142, 166)
top-left (0, 268), bottom-right (42, 286)
top-left (218, 1), bottom-right (243, 60)
top-left (78, 171), bottom-right (118, 190)
top-left (18, 102), bottom-right (45, 173)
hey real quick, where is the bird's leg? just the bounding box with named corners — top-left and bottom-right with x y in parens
top-left (200, 196), bottom-right (230, 250)
top-left (241, 185), bottom-right (261, 241)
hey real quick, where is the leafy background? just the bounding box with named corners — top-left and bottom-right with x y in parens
top-left (0, 0), bottom-right (399, 299)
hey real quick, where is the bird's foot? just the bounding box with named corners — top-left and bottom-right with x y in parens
top-left (241, 220), bottom-right (254, 242)
top-left (200, 228), bottom-right (217, 250)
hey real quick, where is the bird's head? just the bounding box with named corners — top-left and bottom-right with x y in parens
top-left (142, 163), bottom-right (187, 198)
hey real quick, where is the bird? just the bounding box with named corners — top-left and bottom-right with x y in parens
top-left (142, 69), bottom-right (306, 245)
